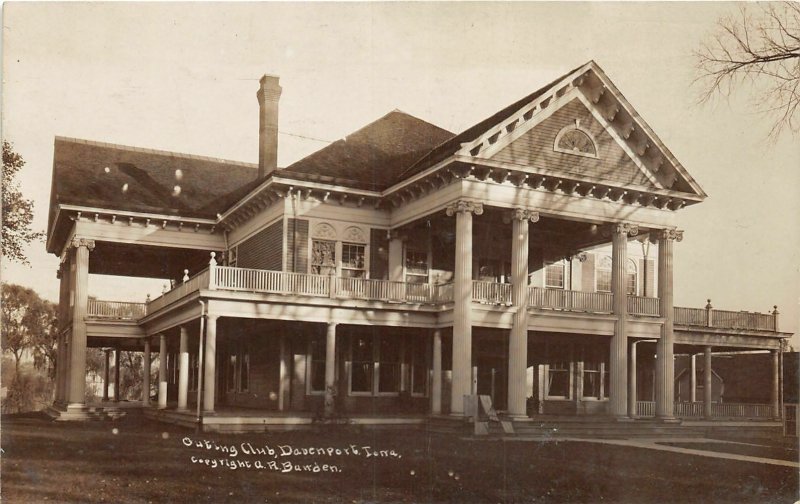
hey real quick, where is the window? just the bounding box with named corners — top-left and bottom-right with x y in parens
top-left (341, 243), bottom-right (366, 278)
top-left (226, 353), bottom-right (237, 393)
top-left (554, 125), bottom-right (598, 158)
top-left (308, 334), bottom-right (326, 394)
top-left (546, 345), bottom-right (572, 399)
top-left (626, 258), bottom-right (638, 296)
top-left (350, 334), bottom-right (374, 394)
top-left (378, 336), bottom-right (401, 394)
top-left (311, 239), bottom-right (336, 275)
top-left (409, 336), bottom-right (428, 396)
top-left (405, 249), bottom-right (429, 284)
top-left (596, 256), bottom-right (612, 292)
top-left (581, 346), bottom-right (608, 399)
top-left (545, 261), bottom-right (565, 289)
top-left (189, 353), bottom-right (199, 392)
top-left (224, 345), bottom-right (250, 393)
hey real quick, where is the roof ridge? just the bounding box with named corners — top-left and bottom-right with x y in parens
top-left (53, 136), bottom-right (259, 169)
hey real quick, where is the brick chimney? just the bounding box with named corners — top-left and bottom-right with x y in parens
top-left (256, 74), bottom-right (282, 178)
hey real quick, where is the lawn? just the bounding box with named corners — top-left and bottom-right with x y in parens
top-left (1, 412), bottom-right (796, 503)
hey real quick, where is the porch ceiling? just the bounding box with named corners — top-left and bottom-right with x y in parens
top-left (89, 241), bottom-right (212, 279)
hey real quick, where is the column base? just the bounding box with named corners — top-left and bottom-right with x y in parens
top-left (505, 414), bottom-right (530, 421)
top-left (656, 416), bottom-right (681, 424)
top-left (45, 402), bottom-right (127, 421)
top-left (613, 415), bottom-right (635, 422)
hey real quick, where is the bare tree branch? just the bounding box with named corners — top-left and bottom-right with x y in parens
top-left (694, 2), bottom-right (800, 141)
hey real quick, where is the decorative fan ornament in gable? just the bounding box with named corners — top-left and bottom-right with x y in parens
top-left (342, 226), bottom-right (367, 243)
top-left (312, 222), bottom-right (337, 240)
top-left (554, 120), bottom-right (598, 158)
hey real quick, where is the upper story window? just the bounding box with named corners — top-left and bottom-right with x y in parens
top-left (544, 261), bottom-right (566, 289)
top-left (554, 122), bottom-right (598, 158)
top-left (596, 256), bottom-right (638, 295)
top-left (405, 249), bottom-right (429, 284)
top-left (596, 256), bottom-right (612, 292)
top-left (341, 243), bottom-right (366, 278)
top-left (311, 239), bottom-right (336, 275)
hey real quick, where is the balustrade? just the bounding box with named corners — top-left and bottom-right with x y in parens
top-left (529, 287), bottom-right (613, 313)
top-left (87, 299), bottom-right (147, 320)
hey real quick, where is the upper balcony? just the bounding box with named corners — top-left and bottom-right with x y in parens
top-left (85, 266), bottom-right (781, 334)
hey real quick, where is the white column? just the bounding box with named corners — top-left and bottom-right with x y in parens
top-left (507, 209), bottom-right (538, 418)
top-left (278, 333), bottom-right (289, 412)
top-left (103, 350), bottom-right (111, 402)
top-left (177, 326), bottom-right (189, 410)
top-left (203, 315), bottom-right (218, 412)
top-left (609, 223), bottom-right (636, 418)
top-left (703, 346), bottom-right (713, 420)
top-left (158, 334), bottom-right (168, 409)
top-left (68, 238), bottom-right (94, 405)
top-left (324, 322), bottom-right (337, 416)
top-left (142, 338), bottom-right (151, 406)
top-left (690, 354), bottom-right (697, 403)
top-left (771, 349), bottom-right (781, 419)
top-left (627, 341), bottom-right (637, 417)
top-left (113, 347), bottom-right (121, 402)
top-left (656, 229), bottom-right (681, 421)
top-left (431, 329), bottom-right (442, 415)
top-left (446, 200), bottom-right (483, 416)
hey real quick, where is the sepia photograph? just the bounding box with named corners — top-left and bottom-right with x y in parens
top-left (1, 2), bottom-right (798, 502)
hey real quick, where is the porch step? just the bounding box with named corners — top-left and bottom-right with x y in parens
top-left (512, 418), bottom-right (784, 440)
top-left (46, 404), bottom-right (127, 421)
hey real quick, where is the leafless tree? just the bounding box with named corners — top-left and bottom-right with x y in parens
top-left (695, 2), bottom-right (800, 140)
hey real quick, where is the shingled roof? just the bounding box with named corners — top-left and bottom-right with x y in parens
top-left (49, 137), bottom-right (261, 228)
top-left (280, 110), bottom-right (454, 191)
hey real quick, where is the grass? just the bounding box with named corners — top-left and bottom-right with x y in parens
top-left (1, 412), bottom-right (797, 503)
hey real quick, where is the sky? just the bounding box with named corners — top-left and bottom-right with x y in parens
top-left (2, 2), bottom-right (798, 345)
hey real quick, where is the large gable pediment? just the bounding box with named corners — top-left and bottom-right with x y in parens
top-left (489, 96), bottom-right (658, 189)
top-left (452, 62), bottom-right (706, 199)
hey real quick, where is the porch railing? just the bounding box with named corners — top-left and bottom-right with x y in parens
top-left (335, 277), bottom-right (451, 304)
top-left (636, 400), bottom-right (655, 417)
top-left (87, 299), bottom-right (147, 320)
top-left (472, 280), bottom-right (512, 305)
top-left (215, 266), bottom-right (330, 297)
top-left (674, 307), bottom-right (706, 326)
top-left (636, 401), bottom-right (775, 419)
top-left (627, 295), bottom-right (660, 316)
top-left (674, 401), bottom-right (705, 417)
top-left (673, 306), bottom-right (776, 331)
top-left (147, 268), bottom-right (211, 314)
top-left (529, 287), bottom-right (613, 313)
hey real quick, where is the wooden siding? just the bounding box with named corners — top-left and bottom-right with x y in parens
top-left (237, 220), bottom-right (283, 271)
top-left (491, 98), bottom-right (653, 187)
top-left (285, 218), bottom-right (309, 273)
top-left (370, 228), bottom-right (389, 280)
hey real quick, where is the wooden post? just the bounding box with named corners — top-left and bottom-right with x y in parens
top-left (703, 346), bottom-right (713, 420)
top-left (207, 252), bottom-right (217, 290)
top-left (705, 299), bottom-right (713, 327)
top-left (178, 326), bottom-right (189, 410)
top-left (446, 200), bottom-right (482, 416)
top-left (103, 349), bottom-right (110, 402)
top-left (158, 334), bottom-right (168, 409)
top-left (113, 347), bottom-right (121, 402)
top-left (324, 322), bottom-right (337, 417)
top-left (431, 329), bottom-right (442, 415)
top-left (142, 338), bottom-right (151, 406)
top-left (656, 229), bottom-right (682, 421)
top-left (771, 349), bottom-right (781, 419)
top-left (203, 315), bottom-right (218, 412)
top-left (690, 354), bottom-right (697, 403)
top-left (507, 209), bottom-right (537, 418)
top-left (609, 223), bottom-right (635, 419)
top-left (627, 341), bottom-right (637, 417)
top-left (68, 238), bottom-right (94, 405)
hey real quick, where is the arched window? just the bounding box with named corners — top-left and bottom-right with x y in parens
top-left (596, 256), bottom-right (612, 292)
top-left (626, 258), bottom-right (638, 296)
top-left (554, 124), bottom-right (598, 158)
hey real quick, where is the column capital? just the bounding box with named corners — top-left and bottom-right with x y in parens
top-left (445, 200), bottom-right (483, 217)
top-left (509, 208), bottom-right (540, 223)
top-left (654, 228), bottom-right (684, 242)
top-left (70, 237), bottom-right (96, 251)
top-left (603, 223), bottom-right (638, 238)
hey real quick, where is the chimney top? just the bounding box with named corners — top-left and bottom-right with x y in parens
top-left (257, 74), bottom-right (281, 178)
